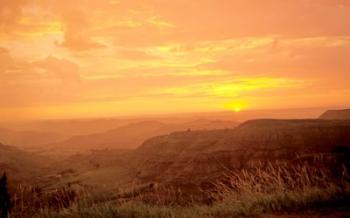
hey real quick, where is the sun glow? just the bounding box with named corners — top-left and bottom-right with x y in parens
top-left (224, 101), bottom-right (246, 113)
top-left (0, 1), bottom-right (349, 120)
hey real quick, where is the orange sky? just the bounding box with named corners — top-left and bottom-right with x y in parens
top-left (1, 0), bottom-right (350, 121)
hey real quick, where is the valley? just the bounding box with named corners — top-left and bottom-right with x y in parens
top-left (0, 109), bottom-right (349, 217)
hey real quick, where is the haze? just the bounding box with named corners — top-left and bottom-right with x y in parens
top-left (1, 0), bottom-right (350, 121)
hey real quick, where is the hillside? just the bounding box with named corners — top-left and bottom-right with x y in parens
top-left (135, 119), bottom-right (350, 185)
top-left (50, 119), bottom-right (350, 191)
top-left (3, 118), bottom-right (350, 216)
top-left (319, 109), bottom-right (350, 120)
top-left (51, 149), bottom-right (140, 189)
top-left (0, 142), bottom-right (51, 185)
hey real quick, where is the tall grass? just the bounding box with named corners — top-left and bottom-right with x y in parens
top-left (211, 161), bottom-right (348, 196)
top-left (10, 185), bottom-right (79, 218)
top-left (34, 186), bottom-right (350, 218)
top-left (204, 161), bottom-right (350, 217)
top-left (10, 161), bottom-right (350, 218)
top-left (24, 163), bottom-right (350, 218)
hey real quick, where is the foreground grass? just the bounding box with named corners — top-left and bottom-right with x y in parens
top-left (11, 161), bottom-right (350, 218)
top-left (35, 186), bottom-right (350, 218)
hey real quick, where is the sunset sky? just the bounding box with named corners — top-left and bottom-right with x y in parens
top-left (1, 0), bottom-right (350, 121)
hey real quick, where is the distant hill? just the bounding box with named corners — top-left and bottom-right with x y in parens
top-left (0, 118), bottom-right (139, 136)
top-left (0, 128), bottom-right (67, 148)
top-left (47, 120), bottom-right (237, 155)
top-left (319, 109), bottom-right (350, 120)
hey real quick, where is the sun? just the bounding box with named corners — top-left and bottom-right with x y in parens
top-left (224, 101), bottom-right (246, 113)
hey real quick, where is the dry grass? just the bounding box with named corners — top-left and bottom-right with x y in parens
top-left (8, 160), bottom-right (350, 218)
top-left (10, 185), bottom-right (79, 218)
top-left (211, 161), bottom-right (348, 197)
top-left (203, 161), bottom-right (350, 217)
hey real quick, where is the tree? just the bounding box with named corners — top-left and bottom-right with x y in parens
top-left (0, 173), bottom-right (10, 218)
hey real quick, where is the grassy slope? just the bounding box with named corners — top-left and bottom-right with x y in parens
top-left (19, 162), bottom-right (350, 218)
top-left (35, 186), bottom-right (350, 218)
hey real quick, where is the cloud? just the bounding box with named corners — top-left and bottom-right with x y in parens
top-left (59, 35), bottom-right (105, 51)
top-left (147, 0), bottom-right (350, 40)
top-left (0, 51), bottom-right (81, 85)
top-left (0, 0), bottom-right (63, 39)
top-left (0, 47), bottom-right (14, 70)
top-left (0, 49), bottom-right (81, 107)
top-left (205, 37), bottom-right (350, 81)
top-left (2, 0), bottom-right (350, 44)
top-left (32, 56), bottom-right (81, 84)
top-left (1, 0), bottom-right (350, 119)
top-left (116, 48), bottom-right (160, 60)
top-left (57, 7), bottom-right (106, 51)
top-left (0, 0), bottom-right (26, 30)
top-left (148, 77), bottom-right (302, 99)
